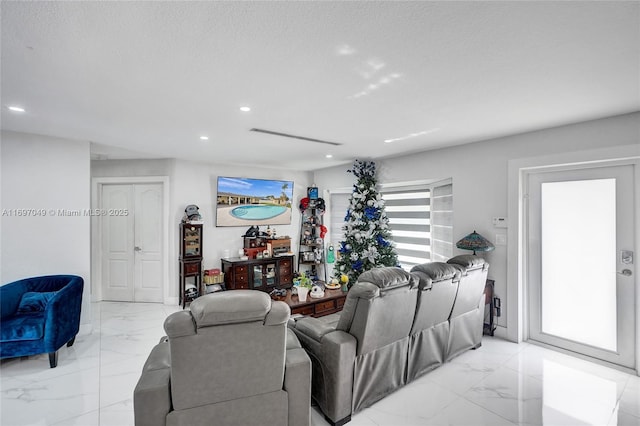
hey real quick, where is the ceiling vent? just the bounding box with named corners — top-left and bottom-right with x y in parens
top-left (250, 128), bottom-right (342, 146)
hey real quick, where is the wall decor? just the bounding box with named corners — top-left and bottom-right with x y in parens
top-left (216, 176), bottom-right (293, 227)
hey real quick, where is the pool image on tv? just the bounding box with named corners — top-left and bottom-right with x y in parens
top-left (216, 177), bottom-right (294, 227)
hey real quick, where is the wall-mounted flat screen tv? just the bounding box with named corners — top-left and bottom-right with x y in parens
top-left (216, 176), bottom-right (294, 227)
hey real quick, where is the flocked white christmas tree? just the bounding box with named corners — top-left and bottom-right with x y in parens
top-left (335, 160), bottom-right (399, 284)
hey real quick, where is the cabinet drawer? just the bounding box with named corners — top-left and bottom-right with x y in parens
top-left (280, 275), bottom-right (292, 285)
top-left (292, 305), bottom-right (314, 316)
top-left (234, 265), bottom-right (248, 274)
top-left (279, 265), bottom-right (292, 275)
top-left (279, 259), bottom-right (292, 269)
top-left (184, 263), bottom-right (200, 275)
top-left (337, 297), bottom-right (346, 308)
top-left (227, 273), bottom-right (248, 290)
top-left (315, 300), bottom-right (336, 314)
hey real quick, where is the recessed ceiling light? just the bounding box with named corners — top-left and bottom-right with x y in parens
top-left (8, 106), bottom-right (25, 113)
top-left (200, 136), bottom-right (209, 140)
top-left (326, 154), bottom-right (333, 158)
top-left (240, 106), bottom-right (251, 112)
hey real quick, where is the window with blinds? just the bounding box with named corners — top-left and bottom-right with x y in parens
top-left (430, 181), bottom-right (453, 262)
top-left (328, 179), bottom-right (452, 272)
top-left (327, 191), bottom-right (350, 278)
top-left (381, 185), bottom-right (431, 271)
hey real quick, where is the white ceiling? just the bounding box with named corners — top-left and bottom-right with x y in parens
top-left (1, 1), bottom-right (638, 171)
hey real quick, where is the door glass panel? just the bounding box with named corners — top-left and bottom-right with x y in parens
top-left (540, 178), bottom-right (617, 351)
top-left (184, 228), bottom-right (201, 257)
top-left (252, 265), bottom-right (263, 288)
top-left (266, 264), bottom-right (276, 287)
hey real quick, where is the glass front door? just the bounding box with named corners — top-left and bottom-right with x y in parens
top-left (527, 163), bottom-right (636, 368)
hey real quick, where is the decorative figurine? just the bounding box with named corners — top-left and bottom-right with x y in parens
top-left (182, 204), bottom-right (201, 223)
top-left (340, 274), bottom-right (349, 292)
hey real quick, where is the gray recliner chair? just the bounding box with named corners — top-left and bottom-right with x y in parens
top-left (133, 290), bottom-right (311, 426)
top-left (408, 262), bottom-right (461, 381)
top-left (289, 268), bottom-right (418, 426)
top-left (446, 255), bottom-right (490, 361)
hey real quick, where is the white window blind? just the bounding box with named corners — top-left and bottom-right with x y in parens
top-left (381, 184), bottom-right (431, 271)
top-left (430, 180), bottom-right (453, 262)
top-left (327, 191), bottom-right (350, 278)
top-left (328, 192), bottom-right (350, 246)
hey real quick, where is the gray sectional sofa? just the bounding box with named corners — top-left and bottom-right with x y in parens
top-left (289, 254), bottom-right (489, 426)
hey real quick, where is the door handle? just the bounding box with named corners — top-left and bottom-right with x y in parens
top-left (618, 269), bottom-right (632, 276)
top-left (134, 246), bottom-right (142, 252)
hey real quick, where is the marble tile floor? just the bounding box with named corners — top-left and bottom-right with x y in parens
top-left (1, 301), bottom-right (639, 426)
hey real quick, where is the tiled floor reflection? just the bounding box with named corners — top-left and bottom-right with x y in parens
top-left (2, 301), bottom-right (640, 425)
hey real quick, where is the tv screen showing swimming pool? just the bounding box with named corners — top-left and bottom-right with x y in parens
top-left (216, 176), bottom-right (294, 227)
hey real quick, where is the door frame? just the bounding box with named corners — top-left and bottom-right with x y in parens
top-left (506, 144), bottom-right (640, 373)
top-left (526, 163), bottom-right (635, 368)
top-left (91, 176), bottom-right (170, 303)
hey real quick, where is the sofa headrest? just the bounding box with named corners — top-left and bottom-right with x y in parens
top-left (447, 255), bottom-right (489, 271)
top-left (356, 267), bottom-right (417, 292)
top-left (190, 290), bottom-right (284, 327)
top-left (410, 262), bottom-right (460, 290)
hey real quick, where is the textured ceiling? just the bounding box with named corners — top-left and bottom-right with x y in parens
top-left (1, 1), bottom-right (638, 171)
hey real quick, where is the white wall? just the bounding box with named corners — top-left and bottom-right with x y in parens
top-left (5, 112), bottom-right (635, 336)
top-left (92, 158), bottom-right (313, 302)
top-left (313, 112), bottom-right (640, 337)
top-left (1, 131), bottom-right (92, 328)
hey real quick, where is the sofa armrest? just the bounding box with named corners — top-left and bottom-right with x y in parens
top-left (0, 280), bottom-right (26, 320)
top-left (292, 324), bottom-right (357, 424)
top-left (134, 368), bottom-right (171, 426)
top-left (43, 278), bottom-right (83, 351)
top-left (284, 334), bottom-right (311, 426)
top-left (133, 341), bottom-right (172, 426)
top-left (292, 317), bottom-right (336, 342)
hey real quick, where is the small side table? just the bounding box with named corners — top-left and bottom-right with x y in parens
top-left (483, 279), bottom-right (497, 336)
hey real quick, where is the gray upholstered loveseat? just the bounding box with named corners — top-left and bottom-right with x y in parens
top-left (134, 290), bottom-right (311, 426)
top-left (289, 255), bottom-right (489, 426)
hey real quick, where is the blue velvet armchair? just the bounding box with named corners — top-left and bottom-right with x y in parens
top-left (1, 275), bottom-right (84, 368)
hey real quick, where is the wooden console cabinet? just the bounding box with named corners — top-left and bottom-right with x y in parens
top-left (221, 255), bottom-right (294, 292)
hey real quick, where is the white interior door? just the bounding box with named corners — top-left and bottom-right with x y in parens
top-left (102, 184), bottom-right (135, 301)
top-left (133, 184), bottom-right (163, 302)
top-left (101, 183), bottom-right (164, 302)
top-left (527, 163), bottom-right (635, 368)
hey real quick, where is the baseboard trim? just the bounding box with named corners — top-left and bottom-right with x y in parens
top-left (164, 296), bottom-right (178, 306)
top-left (493, 325), bottom-right (508, 340)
